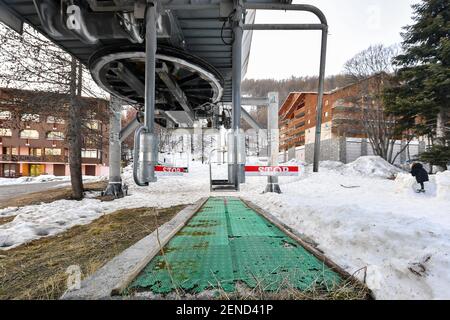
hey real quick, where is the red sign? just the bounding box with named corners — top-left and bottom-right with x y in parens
top-left (155, 166), bottom-right (188, 176)
top-left (245, 166), bottom-right (300, 176)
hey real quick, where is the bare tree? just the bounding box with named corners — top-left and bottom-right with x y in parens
top-left (343, 44), bottom-right (399, 81)
top-left (66, 58), bottom-right (83, 198)
top-left (342, 45), bottom-right (412, 164)
top-left (0, 24), bottom-right (108, 199)
top-left (339, 75), bottom-right (412, 164)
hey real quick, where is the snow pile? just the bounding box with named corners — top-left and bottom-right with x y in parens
top-left (436, 171), bottom-right (450, 200)
top-left (395, 173), bottom-right (438, 197)
top-left (343, 156), bottom-right (402, 178)
top-left (282, 159), bottom-right (307, 167)
top-left (394, 173), bottom-right (416, 195)
top-left (242, 167), bottom-right (450, 299)
top-left (320, 160), bottom-right (345, 171)
top-left (0, 175), bottom-right (105, 186)
top-left (0, 162), bottom-right (209, 250)
top-left (0, 156), bottom-right (449, 299)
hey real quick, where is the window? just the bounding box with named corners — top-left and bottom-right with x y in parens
top-left (21, 113), bottom-right (40, 122)
top-left (86, 120), bottom-right (99, 130)
top-left (46, 131), bottom-right (65, 140)
top-left (3, 163), bottom-right (17, 177)
top-left (84, 136), bottom-right (97, 145)
top-left (0, 111), bottom-right (11, 120)
top-left (44, 148), bottom-right (61, 156)
top-left (29, 148), bottom-right (42, 156)
top-left (81, 149), bottom-right (99, 158)
top-left (46, 116), bottom-right (65, 124)
top-left (20, 129), bottom-right (39, 139)
top-left (0, 128), bottom-right (12, 137)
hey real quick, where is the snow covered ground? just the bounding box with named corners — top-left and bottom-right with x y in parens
top-left (0, 175), bottom-right (105, 186)
top-left (0, 156), bottom-right (449, 300)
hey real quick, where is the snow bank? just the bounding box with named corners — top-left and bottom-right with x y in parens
top-left (394, 173), bottom-right (416, 195)
top-left (0, 162), bottom-right (209, 250)
top-left (0, 157), bottom-right (449, 300)
top-left (241, 164), bottom-right (450, 299)
top-left (0, 175), bottom-right (105, 186)
top-left (343, 156), bottom-right (402, 178)
top-left (395, 173), bottom-right (438, 197)
top-left (436, 171), bottom-right (450, 200)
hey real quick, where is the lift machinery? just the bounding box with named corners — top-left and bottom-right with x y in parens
top-left (0, 0), bottom-right (328, 193)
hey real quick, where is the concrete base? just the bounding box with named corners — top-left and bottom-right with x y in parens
top-left (264, 183), bottom-right (281, 194)
top-left (61, 197), bottom-right (208, 300)
top-left (102, 182), bottom-right (128, 199)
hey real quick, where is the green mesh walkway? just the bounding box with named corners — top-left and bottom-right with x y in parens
top-left (127, 197), bottom-right (343, 294)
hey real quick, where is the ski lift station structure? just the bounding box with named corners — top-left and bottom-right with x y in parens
top-left (0, 0), bottom-right (329, 193)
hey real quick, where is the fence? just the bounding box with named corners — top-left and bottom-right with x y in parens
top-left (280, 138), bottom-right (426, 165)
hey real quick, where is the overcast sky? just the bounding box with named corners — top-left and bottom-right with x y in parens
top-left (245, 0), bottom-right (421, 79)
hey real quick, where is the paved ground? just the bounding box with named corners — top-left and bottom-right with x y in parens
top-left (0, 181), bottom-right (68, 202)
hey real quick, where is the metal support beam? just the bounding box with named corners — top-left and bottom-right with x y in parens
top-left (230, 2), bottom-right (244, 190)
top-left (313, 28), bottom-right (328, 172)
top-left (265, 92), bottom-right (281, 194)
top-left (103, 97), bottom-right (127, 198)
top-left (241, 97), bottom-right (269, 106)
top-left (115, 63), bottom-right (145, 96)
top-left (243, 24), bottom-right (324, 31)
top-left (133, 2), bottom-right (158, 186)
top-left (0, 0), bottom-right (23, 33)
top-left (241, 107), bottom-right (262, 131)
top-left (240, 2), bottom-right (328, 173)
top-left (157, 65), bottom-right (195, 124)
top-left (120, 116), bottom-right (141, 143)
top-left (157, 110), bottom-right (179, 127)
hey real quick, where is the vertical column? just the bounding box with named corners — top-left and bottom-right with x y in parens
top-left (140, 2), bottom-right (158, 183)
top-left (313, 27), bottom-right (328, 172)
top-left (265, 92), bottom-right (281, 194)
top-left (104, 97), bottom-right (125, 197)
top-left (231, 2), bottom-right (243, 189)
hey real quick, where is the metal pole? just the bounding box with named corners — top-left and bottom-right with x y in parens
top-left (140, 2), bottom-right (158, 183)
top-left (103, 96), bottom-right (125, 197)
top-left (313, 27), bottom-right (328, 172)
top-left (265, 92), bottom-right (281, 194)
top-left (243, 24), bottom-right (324, 30)
top-left (239, 2), bottom-right (329, 173)
top-left (144, 4), bottom-right (156, 133)
top-left (231, 2), bottom-right (243, 190)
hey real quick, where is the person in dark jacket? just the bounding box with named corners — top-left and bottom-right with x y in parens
top-left (411, 163), bottom-right (429, 193)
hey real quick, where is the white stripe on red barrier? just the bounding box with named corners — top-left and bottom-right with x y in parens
top-left (244, 166), bottom-right (300, 177)
top-left (155, 166), bottom-right (189, 176)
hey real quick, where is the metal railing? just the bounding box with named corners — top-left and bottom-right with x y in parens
top-left (0, 154), bottom-right (68, 162)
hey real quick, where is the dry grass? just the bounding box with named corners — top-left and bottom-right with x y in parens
top-left (129, 278), bottom-right (371, 301)
top-left (0, 216), bottom-right (15, 226)
top-left (0, 181), bottom-right (108, 210)
top-left (219, 279), bottom-right (372, 300)
top-left (0, 205), bottom-right (185, 300)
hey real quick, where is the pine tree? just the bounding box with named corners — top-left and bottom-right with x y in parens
top-left (384, 0), bottom-right (450, 169)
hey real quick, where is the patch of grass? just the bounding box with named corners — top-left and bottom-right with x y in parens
top-left (220, 279), bottom-right (371, 300)
top-left (0, 205), bottom-right (185, 300)
top-left (0, 181), bottom-right (108, 210)
top-left (0, 216), bottom-right (14, 226)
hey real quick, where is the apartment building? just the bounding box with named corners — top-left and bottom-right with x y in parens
top-left (0, 88), bottom-right (110, 178)
top-left (279, 74), bottom-right (425, 164)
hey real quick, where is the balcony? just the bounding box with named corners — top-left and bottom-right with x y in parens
top-left (81, 157), bottom-right (103, 164)
top-left (0, 154), bottom-right (68, 163)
